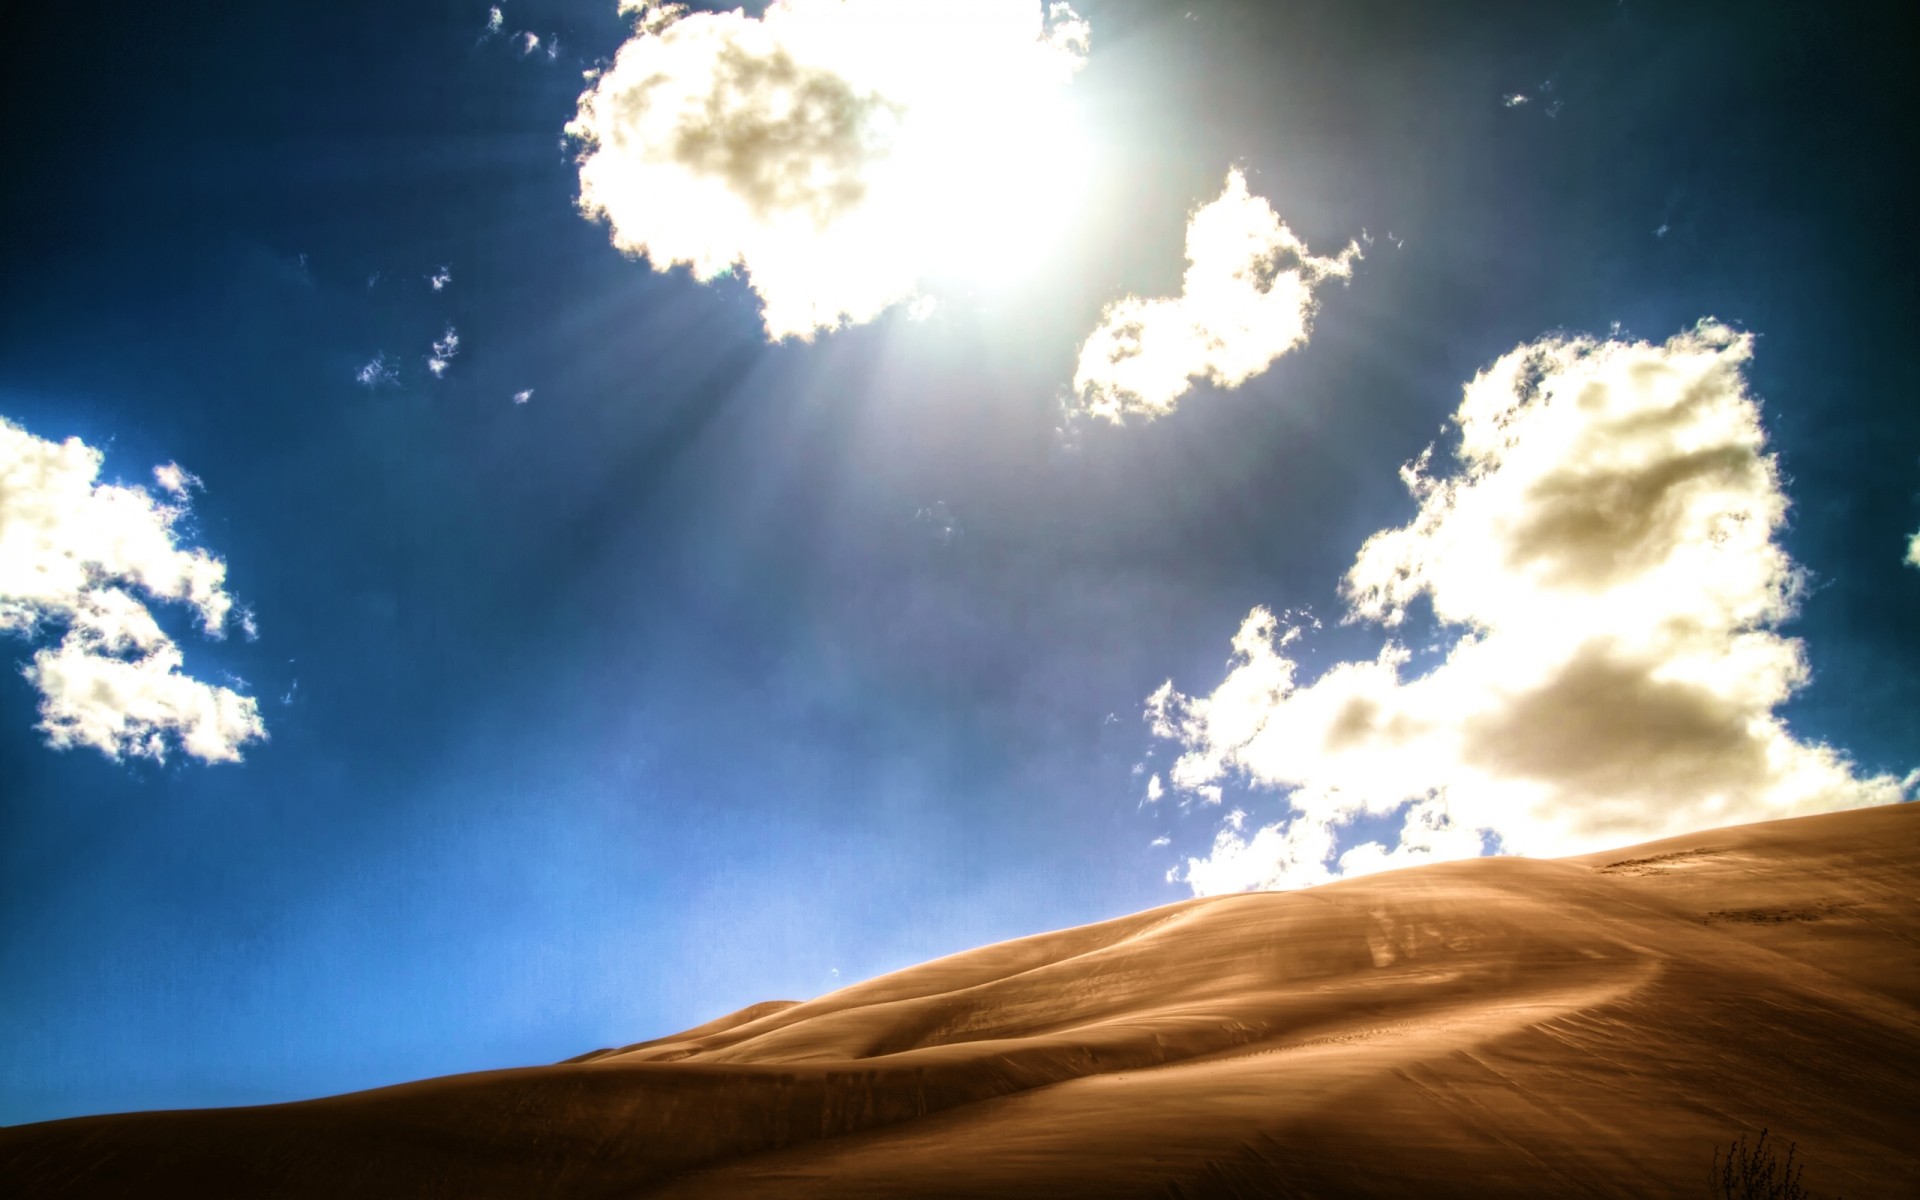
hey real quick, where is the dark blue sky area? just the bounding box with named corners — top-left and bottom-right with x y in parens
top-left (2, 0), bottom-right (1916, 1123)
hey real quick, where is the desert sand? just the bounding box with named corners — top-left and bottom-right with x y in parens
top-left (4, 803), bottom-right (1915, 1197)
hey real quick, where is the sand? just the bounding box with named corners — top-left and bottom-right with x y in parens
top-left (4, 803), bottom-right (1915, 1197)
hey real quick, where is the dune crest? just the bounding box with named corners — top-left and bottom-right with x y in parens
top-left (4, 804), bottom-right (1916, 1197)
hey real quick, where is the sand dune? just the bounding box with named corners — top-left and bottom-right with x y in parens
top-left (4, 804), bottom-right (1915, 1197)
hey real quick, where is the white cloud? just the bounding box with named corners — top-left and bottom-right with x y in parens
top-left (1149, 835), bottom-right (1170, 847)
top-left (512, 389), bottom-right (534, 405)
top-left (1906, 528), bottom-right (1920, 569)
top-left (1071, 169), bottom-right (1360, 422)
top-left (1149, 321), bottom-right (1905, 894)
top-left (487, 6), bottom-right (504, 35)
top-left (427, 327), bottom-right (460, 378)
top-left (518, 31), bottom-right (541, 55)
top-left (1503, 93), bottom-right (1529, 108)
top-left (1144, 773), bottom-right (1164, 803)
top-left (151, 462), bottom-right (199, 498)
top-left (355, 355), bottom-right (398, 388)
top-left (913, 500), bottom-right (962, 544)
top-left (0, 418), bottom-right (265, 763)
top-left (567, 0), bottom-right (1091, 340)
top-left (429, 265), bottom-right (451, 292)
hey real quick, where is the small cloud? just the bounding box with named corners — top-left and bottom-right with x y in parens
top-left (281, 677), bottom-right (299, 706)
top-left (1150, 835), bottom-right (1171, 847)
top-left (366, 271), bottom-right (382, 290)
top-left (428, 265), bottom-right (451, 292)
top-left (1544, 99), bottom-right (1564, 118)
top-left (355, 354), bottom-right (399, 387)
top-left (1070, 169), bottom-right (1360, 422)
top-left (1503, 93), bottom-right (1529, 107)
top-left (152, 462), bottom-right (200, 498)
top-left (1145, 773), bottom-right (1165, 803)
top-left (427, 327), bottom-right (460, 378)
top-left (487, 5), bottom-right (504, 34)
top-left (1654, 223), bottom-right (1671, 238)
top-left (238, 606), bottom-right (259, 641)
top-left (914, 500), bottom-right (963, 544)
top-left (512, 389), bottom-right (534, 405)
top-left (1906, 529), bottom-right (1920, 569)
top-left (517, 30), bottom-right (540, 55)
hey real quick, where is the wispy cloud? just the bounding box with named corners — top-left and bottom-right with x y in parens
top-left (567, 0), bottom-right (1091, 340)
top-left (428, 265), bottom-right (451, 292)
top-left (913, 500), bottom-right (962, 544)
top-left (427, 327), bottom-right (460, 378)
top-left (355, 354), bottom-right (399, 388)
top-left (1070, 169), bottom-right (1360, 422)
top-left (1148, 321), bottom-right (1906, 893)
top-left (0, 418), bottom-right (265, 763)
top-left (512, 389), bottom-right (534, 405)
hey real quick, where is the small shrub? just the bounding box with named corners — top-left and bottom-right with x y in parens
top-left (1710, 1129), bottom-right (1838, 1200)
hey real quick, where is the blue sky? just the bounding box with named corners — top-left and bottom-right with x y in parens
top-left (2, 0), bottom-right (1915, 1124)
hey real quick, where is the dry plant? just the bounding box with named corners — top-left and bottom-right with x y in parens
top-left (1711, 1129), bottom-right (1839, 1200)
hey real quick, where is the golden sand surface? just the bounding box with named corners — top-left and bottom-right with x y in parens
top-left (4, 803), bottom-right (1915, 1197)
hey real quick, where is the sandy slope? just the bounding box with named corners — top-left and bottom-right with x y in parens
top-left (4, 804), bottom-right (1915, 1197)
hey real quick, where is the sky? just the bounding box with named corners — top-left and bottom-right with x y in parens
top-left (2, 0), bottom-right (1916, 1125)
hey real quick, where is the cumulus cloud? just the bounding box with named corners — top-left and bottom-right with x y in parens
top-left (1148, 321), bottom-right (1906, 894)
top-left (567, 0), bottom-right (1091, 340)
top-left (0, 417), bottom-right (264, 763)
top-left (1071, 169), bottom-right (1360, 422)
top-left (1907, 528), bottom-right (1920, 569)
top-left (512, 389), bottom-right (534, 405)
top-left (428, 265), bottom-right (451, 292)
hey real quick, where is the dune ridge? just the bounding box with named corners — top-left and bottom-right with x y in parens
top-left (3, 803), bottom-right (1916, 1197)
